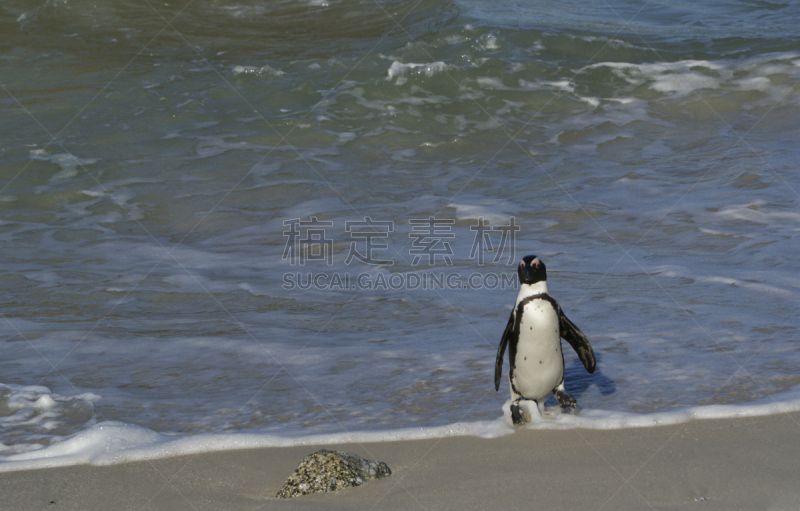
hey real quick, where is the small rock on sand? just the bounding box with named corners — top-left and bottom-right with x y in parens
top-left (276, 449), bottom-right (391, 498)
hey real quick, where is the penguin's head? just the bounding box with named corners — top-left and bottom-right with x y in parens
top-left (518, 255), bottom-right (547, 285)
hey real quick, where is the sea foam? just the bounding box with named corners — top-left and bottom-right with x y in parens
top-left (3, 387), bottom-right (800, 473)
top-left (386, 61), bottom-right (449, 81)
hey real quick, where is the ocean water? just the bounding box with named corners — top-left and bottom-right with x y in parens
top-left (1, 0), bottom-right (799, 470)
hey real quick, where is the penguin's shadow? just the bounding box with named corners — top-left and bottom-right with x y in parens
top-left (560, 351), bottom-right (616, 401)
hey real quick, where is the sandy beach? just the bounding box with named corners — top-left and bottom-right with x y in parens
top-left (1, 411), bottom-right (798, 510)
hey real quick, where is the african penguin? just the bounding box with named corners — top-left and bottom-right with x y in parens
top-left (494, 255), bottom-right (596, 425)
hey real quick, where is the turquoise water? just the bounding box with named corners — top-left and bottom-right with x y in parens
top-left (1, 0), bottom-right (799, 459)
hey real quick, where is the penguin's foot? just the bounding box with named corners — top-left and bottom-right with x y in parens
top-left (510, 402), bottom-right (525, 425)
top-left (510, 400), bottom-right (532, 426)
top-left (554, 388), bottom-right (577, 413)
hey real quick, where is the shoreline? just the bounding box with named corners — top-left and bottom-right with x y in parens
top-left (2, 411), bottom-right (799, 510)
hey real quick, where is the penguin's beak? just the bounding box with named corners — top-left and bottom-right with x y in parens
top-left (519, 261), bottom-right (532, 281)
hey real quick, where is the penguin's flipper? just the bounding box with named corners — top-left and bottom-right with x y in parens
top-left (559, 311), bottom-right (596, 374)
top-left (494, 310), bottom-right (516, 391)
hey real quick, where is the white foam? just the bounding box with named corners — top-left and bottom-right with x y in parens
top-left (3, 388), bottom-right (800, 473)
top-left (231, 65), bottom-right (285, 78)
top-left (652, 72), bottom-right (719, 95)
top-left (586, 60), bottom-right (725, 96)
top-left (447, 202), bottom-right (511, 225)
top-left (476, 76), bottom-right (508, 90)
top-left (479, 33), bottom-right (501, 51)
top-left (577, 35), bottom-right (637, 49)
top-left (386, 61), bottom-right (448, 81)
top-left (715, 202), bottom-right (800, 225)
top-left (582, 97), bottom-right (600, 107)
top-left (735, 76), bottom-right (772, 92)
top-left (583, 53), bottom-right (800, 101)
top-left (444, 35), bottom-right (467, 45)
top-left (542, 80), bottom-right (575, 93)
top-left (0, 384), bottom-right (101, 457)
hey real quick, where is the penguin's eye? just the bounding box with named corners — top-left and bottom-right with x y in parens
top-left (519, 261), bottom-right (525, 267)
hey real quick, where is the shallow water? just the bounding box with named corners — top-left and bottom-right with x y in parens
top-left (1, 0), bottom-right (799, 463)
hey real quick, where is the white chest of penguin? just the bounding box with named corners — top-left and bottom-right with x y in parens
top-left (513, 299), bottom-right (563, 399)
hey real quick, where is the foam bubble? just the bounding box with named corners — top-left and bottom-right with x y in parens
top-left (477, 76), bottom-right (508, 90)
top-left (232, 65), bottom-right (285, 78)
top-left (386, 61), bottom-right (448, 81)
top-left (480, 34), bottom-right (501, 51)
top-left (447, 202), bottom-right (511, 225)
